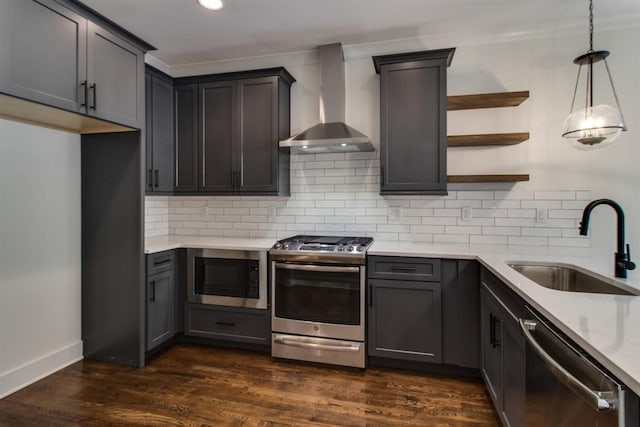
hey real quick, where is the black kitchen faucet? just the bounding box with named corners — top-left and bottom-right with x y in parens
top-left (579, 199), bottom-right (636, 278)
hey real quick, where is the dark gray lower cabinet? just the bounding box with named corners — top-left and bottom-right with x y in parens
top-left (146, 250), bottom-right (176, 351)
top-left (480, 268), bottom-right (525, 427)
top-left (368, 256), bottom-right (480, 369)
top-left (367, 256), bottom-right (443, 363)
top-left (368, 278), bottom-right (442, 363)
top-left (185, 304), bottom-right (271, 346)
top-left (441, 259), bottom-right (480, 369)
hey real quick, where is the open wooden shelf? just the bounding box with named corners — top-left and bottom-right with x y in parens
top-left (447, 91), bottom-right (529, 111)
top-left (447, 174), bottom-right (530, 183)
top-left (447, 132), bottom-right (529, 147)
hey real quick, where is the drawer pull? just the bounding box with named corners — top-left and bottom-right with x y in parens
top-left (391, 266), bottom-right (417, 272)
top-left (216, 321), bottom-right (235, 327)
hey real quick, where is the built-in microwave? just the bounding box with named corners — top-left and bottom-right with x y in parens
top-left (187, 248), bottom-right (268, 309)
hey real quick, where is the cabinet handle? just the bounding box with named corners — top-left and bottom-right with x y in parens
top-left (235, 170), bottom-right (241, 188)
top-left (80, 80), bottom-right (88, 107)
top-left (380, 166), bottom-right (384, 186)
top-left (391, 266), bottom-right (416, 272)
top-left (154, 169), bottom-right (159, 188)
top-left (148, 169), bottom-right (153, 188)
top-left (150, 280), bottom-right (156, 302)
top-left (89, 83), bottom-right (97, 110)
top-left (369, 284), bottom-right (373, 307)
top-left (492, 315), bottom-right (501, 349)
top-left (215, 321), bottom-right (235, 327)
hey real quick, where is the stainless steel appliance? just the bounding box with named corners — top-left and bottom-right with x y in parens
top-left (520, 307), bottom-right (638, 427)
top-left (187, 248), bottom-right (268, 309)
top-left (269, 235), bottom-right (374, 368)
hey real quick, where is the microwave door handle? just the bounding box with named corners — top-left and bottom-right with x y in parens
top-left (519, 319), bottom-right (617, 412)
top-left (275, 263), bottom-right (360, 274)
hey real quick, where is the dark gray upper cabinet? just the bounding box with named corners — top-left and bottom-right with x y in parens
top-left (0, 0), bottom-right (87, 112)
top-left (373, 48), bottom-right (455, 195)
top-left (174, 68), bottom-right (295, 195)
top-left (86, 21), bottom-right (144, 128)
top-left (0, 0), bottom-right (148, 129)
top-left (174, 84), bottom-right (199, 192)
top-left (200, 80), bottom-right (236, 192)
top-left (145, 66), bottom-right (174, 193)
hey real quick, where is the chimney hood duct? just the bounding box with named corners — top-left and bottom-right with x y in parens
top-left (280, 43), bottom-right (374, 154)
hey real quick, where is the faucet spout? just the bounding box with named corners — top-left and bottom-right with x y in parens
top-left (580, 199), bottom-right (635, 278)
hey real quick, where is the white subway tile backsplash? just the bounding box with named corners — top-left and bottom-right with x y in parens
top-left (145, 175), bottom-right (590, 248)
top-left (534, 191), bottom-right (576, 200)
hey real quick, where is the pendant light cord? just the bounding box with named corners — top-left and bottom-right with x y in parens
top-left (588, 0), bottom-right (594, 52)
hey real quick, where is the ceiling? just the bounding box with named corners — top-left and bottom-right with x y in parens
top-left (81, 0), bottom-right (640, 67)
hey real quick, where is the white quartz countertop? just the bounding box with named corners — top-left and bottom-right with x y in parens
top-left (145, 236), bottom-right (640, 395)
top-left (145, 235), bottom-right (275, 254)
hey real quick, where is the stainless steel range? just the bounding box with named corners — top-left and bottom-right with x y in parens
top-left (270, 235), bottom-right (373, 368)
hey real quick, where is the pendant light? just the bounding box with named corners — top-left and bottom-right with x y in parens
top-left (197, 0), bottom-right (223, 11)
top-left (561, 0), bottom-right (626, 150)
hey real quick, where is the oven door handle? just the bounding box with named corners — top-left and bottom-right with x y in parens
top-left (273, 335), bottom-right (361, 353)
top-left (274, 263), bottom-right (360, 274)
top-left (519, 318), bottom-right (617, 412)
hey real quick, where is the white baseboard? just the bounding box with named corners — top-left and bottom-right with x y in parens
top-left (0, 341), bottom-right (83, 399)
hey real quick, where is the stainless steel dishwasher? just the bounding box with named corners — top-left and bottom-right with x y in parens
top-left (519, 307), bottom-right (638, 427)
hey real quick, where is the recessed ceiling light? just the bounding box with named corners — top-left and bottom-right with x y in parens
top-left (197, 0), bottom-right (223, 11)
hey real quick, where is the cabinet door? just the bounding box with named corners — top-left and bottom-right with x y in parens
top-left (145, 72), bottom-right (153, 191)
top-left (379, 59), bottom-right (447, 194)
top-left (481, 294), bottom-right (503, 407)
top-left (146, 270), bottom-right (175, 350)
top-left (199, 81), bottom-right (236, 192)
top-left (174, 84), bottom-right (198, 192)
top-left (149, 74), bottom-right (174, 192)
top-left (368, 279), bottom-right (442, 363)
top-left (0, 0), bottom-right (87, 113)
top-left (87, 21), bottom-right (143, 128)
top-left (237, 77), bottom-right (279, 193)
top-left (441, 259), bottom-right (480, 369)
top-left (502, 320), bottom-right (525, 427)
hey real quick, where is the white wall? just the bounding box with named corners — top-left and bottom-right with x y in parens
top-left (166, 24), bottom-right (640, 278)
top-left (0, 118), bottom-right (82, 398)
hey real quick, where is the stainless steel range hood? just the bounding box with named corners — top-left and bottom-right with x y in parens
top-left (280, 43), bottom-right (374, 154)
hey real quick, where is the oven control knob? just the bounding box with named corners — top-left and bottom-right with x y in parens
top-left (338, 245), bottom-right (345, 251)
top-left (356, 245), bottom-right (364, 252)
top-left (274, 242), bottom-right (283, 249)
top-left (347, 245), bottom-right (354, 251)
top-left (283, 243), bottom-right (290, 249)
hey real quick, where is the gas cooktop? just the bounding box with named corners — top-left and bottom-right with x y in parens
top-left (270, 235), bottom-right (374, 256)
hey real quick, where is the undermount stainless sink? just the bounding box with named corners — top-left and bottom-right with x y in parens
top-left (508, 262), bottom-right (640, 296)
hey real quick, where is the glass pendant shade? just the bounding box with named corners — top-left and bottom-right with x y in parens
top-left (562, 104), bottom-right (625, 150)
top-left (562, 0), bottom-right (626, 150)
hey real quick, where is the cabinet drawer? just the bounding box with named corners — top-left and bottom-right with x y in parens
top-left (368, 256), bottom-right (441, 281)
top-left (146, 250), bottom-right (176, 276)
top-left (185, 304), bottom-right (270, 344)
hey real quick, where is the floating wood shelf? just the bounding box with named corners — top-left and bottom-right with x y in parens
top-left (448, 132), bottom-right (529, 147)
top-left (447, 91), bottom-right (529, 111)
top-left (447, 174), bottom-right (530, 183)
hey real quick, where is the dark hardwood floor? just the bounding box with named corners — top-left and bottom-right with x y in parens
top-left (0, 344), bottom-right (499, 426)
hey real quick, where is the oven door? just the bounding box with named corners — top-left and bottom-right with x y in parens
top-left (272, 262), bottom-right (365, 341)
